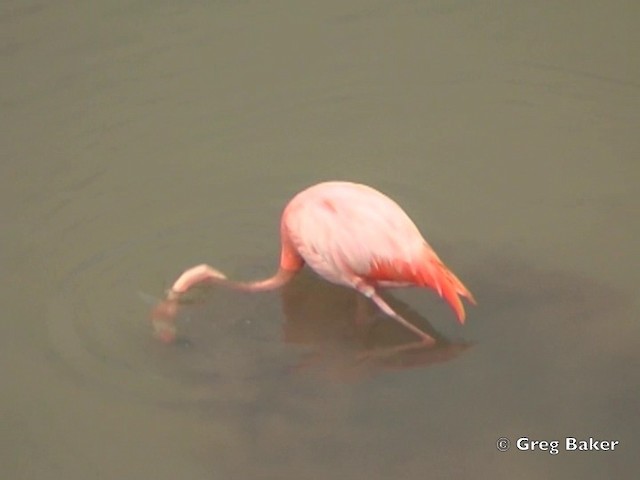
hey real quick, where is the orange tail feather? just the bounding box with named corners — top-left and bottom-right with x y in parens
top-left (417, 253), bottom-right (476, 324)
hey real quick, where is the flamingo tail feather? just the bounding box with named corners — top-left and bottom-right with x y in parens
top-left (416, 253), bottom-right (476, 324)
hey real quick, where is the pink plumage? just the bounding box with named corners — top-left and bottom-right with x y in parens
top-left (281, 182), bottom-right (475, 321)
top-left (156, 181), bottom-right (475, 344)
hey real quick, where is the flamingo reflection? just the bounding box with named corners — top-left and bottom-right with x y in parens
top-left (151, 271), bottom-right (470, 381)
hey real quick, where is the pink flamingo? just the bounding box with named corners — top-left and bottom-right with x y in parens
top-left (154, 181), bottom-right (475, 344)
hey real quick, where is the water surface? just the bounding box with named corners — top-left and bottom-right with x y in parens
top-left (2, 1), bottom-right (638, 478)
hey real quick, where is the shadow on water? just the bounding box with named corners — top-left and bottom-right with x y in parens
top-left (160, 270), bottom-right (471, 383)
top-left (46, 220), bottom-right (631, 419)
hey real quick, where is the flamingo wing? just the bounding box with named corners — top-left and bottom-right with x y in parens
top-left (283, 182), bottom-right (425, 285)
top-left (282, 182), bottom-right (475, 322)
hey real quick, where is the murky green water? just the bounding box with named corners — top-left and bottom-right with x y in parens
top-left (2, 1), bottom-right (638, 478)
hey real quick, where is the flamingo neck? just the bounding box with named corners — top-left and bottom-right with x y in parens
top-left (221, 267), bottom-right (297, 292)
top-left (169, 264), bottom-right (297, 298)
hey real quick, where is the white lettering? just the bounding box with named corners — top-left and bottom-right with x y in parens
top-left (516, 436), bottom-right (619, 453)
top-left (517, 437), bottom-right (530, 450)
top-left (516, 437), bottom-right (560, 455)
top-left (566, 437), bottom-right (620, 451)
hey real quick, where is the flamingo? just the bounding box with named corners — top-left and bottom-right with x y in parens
top-left (153, 181), bottom-right (476, 344)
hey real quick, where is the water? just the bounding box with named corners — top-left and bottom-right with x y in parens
top-left (2, 1), bottom-right (638, 478)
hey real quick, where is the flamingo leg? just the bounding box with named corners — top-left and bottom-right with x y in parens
top-left (354, 282), bottom-right (435, 345)
top-left (354, 294), bottom-right (374, 327)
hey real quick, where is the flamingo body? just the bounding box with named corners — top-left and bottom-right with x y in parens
top-left (281, 182), bottom-right (424, 283)
top-left (162, 181), bottom-right (475, 343)
top-left (280, 182), bottom-right (475, 322)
